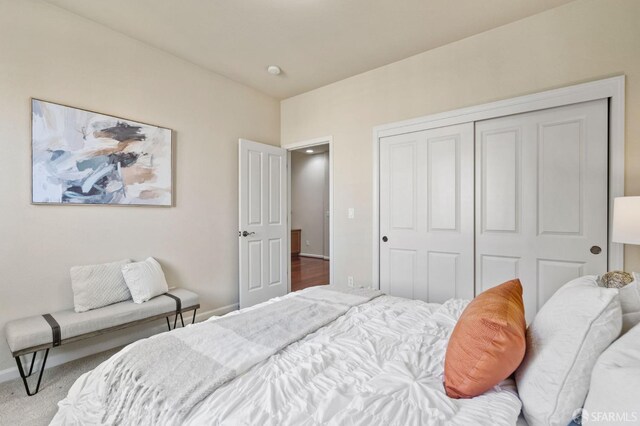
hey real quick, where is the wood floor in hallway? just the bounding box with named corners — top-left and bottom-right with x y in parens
top-left (291, 256), bottom-right (330, 292)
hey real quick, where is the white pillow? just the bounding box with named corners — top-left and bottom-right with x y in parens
top-left (70, 259), bottom-right (132, 313)
top-left (515, 276), bottom-right (622, 426)
top-left (618, 273), bottom-right (640, 334)
top-left (121, 257), bottom-right (169, 303)
top-left (583, 321), bottom-right (640, 423)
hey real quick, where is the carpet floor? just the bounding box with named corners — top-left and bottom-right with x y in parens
top-left (0, 347), bottom-right (121, 426)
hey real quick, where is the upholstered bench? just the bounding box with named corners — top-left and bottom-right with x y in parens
top-left (5, 288), bottom-right (199, 396)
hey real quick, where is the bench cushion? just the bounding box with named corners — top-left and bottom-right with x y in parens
top-left (5, 289), bottom-right (198, 355)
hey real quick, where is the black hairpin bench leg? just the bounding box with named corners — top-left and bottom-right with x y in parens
top-left (24, 352), bottom-right (37, 378)
top-left (165, 309), bottom-right (197, 331)
top-left (15, 348), bottom-right (50, 396)
top-left (175, 311), bottom-right (184, 329)
top-left (165, 311), bottom-right (185, 331)
top-left (164, 315), bottom-right (182, 331)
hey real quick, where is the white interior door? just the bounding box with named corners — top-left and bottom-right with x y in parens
top-left (239, 139), bottom-right (287, 309)
top-left (475, 99), bottom-right (608, 322)
top-left (379, 123), bottom-right (474, 302)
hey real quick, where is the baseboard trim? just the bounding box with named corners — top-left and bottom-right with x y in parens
top-left (0, 303), bottom-right (238, 384)
top-left (299, 253), bottom-right (330, 261)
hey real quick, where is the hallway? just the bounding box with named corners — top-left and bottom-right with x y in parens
top-left (291, 257), bottom-right (330, 292)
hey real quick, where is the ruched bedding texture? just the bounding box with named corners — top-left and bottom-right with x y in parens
top-left (52, 294), bottom-right (522, 425)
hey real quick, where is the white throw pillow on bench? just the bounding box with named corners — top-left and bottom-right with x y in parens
top-left (121, 257), bottom-right (169, 303)
top-left (70, 259), bottom-right (132, 313)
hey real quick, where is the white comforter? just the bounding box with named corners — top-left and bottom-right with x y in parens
top-left (52, 294), bottom-right (522, 425)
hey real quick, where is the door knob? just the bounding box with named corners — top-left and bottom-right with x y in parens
top-left (240, 231), bottom-right (256, 237)
top-left (382, 236), bottom-right (388, 242)
top-left (590, 246), bottom-right (602, 255)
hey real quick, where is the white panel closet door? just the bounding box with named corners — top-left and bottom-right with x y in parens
top-left (475, 99), bottom-right (608, 322)
top-left (379, 123), bottom-right (474, 302)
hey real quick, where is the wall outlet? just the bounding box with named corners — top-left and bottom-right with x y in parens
top-left (348, 208), bottom-right (355, 219)
top-left (305, 240), bottom-right (310, 246)
top-left (347, 276), bottom-right (354, 288)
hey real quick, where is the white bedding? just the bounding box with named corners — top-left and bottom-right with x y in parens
top-left (52, 294), bottom-right (522, 425)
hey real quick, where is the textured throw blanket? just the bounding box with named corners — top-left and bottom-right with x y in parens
top-left (101, 286), bottom-right (382, 425)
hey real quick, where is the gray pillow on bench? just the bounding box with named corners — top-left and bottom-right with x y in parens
top-left (70, 259), bottom-right (132, 312)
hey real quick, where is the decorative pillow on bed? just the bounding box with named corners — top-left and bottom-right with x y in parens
top-left (583, 321), bottom-right (640, 422)
top-left (121, 257), bottom-right (169, 304)
top-left (598, 270), bottom-right (634, 288)
top-left (70, 259), bottom-right (132, 313)
top-left (618, 272), bottom-right (640, 334)
top-left (515, 275), bottom-right (622, 426)
top-left (444, 279), bottom-right (526, 399)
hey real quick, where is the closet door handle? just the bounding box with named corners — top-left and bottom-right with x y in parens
top-left (590, 246), bottom-right (602, 255)
top-left (382, 236), bottom-right (388, 243)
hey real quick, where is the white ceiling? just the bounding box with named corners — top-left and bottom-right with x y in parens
top-left (42, 0), bottom-right (574, 99)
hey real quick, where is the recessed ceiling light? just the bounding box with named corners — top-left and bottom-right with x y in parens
top-left (306, 149), bottom-right (314, 153)
top-left (267, 65), bottom-right (281, 75)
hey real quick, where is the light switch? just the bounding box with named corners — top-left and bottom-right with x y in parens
top-left (348, 208), bottom-right (355, 219)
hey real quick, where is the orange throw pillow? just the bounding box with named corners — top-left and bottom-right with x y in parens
top-left (444, 279), bottom-right (526, 399)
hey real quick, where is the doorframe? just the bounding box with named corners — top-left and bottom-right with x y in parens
top-left (372, 75), bottom-right (626, 289)
top-left (283, 136), bottom-right (334, 292)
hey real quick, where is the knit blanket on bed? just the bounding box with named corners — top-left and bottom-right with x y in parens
top-left (101, 286), bottom-right (382, 425)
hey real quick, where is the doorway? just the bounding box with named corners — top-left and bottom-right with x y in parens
top-left (287, 139), bottom-right (333, 292)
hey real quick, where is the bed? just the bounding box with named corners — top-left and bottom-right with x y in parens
top-left (51, 286), bottom-right (523, 425)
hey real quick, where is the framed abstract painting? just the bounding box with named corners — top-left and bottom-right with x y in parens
top-left (31, 99), bottom-right (173, 206)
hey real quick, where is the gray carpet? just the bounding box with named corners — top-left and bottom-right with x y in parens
top-left (0, 347), bottom-right (122, 426)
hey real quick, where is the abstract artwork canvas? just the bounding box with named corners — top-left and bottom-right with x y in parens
top-left (32, 99), bottom-right (172, 206)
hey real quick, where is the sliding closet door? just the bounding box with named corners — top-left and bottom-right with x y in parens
top-left (379, 123), bottom-right (474, 302)
top-left (475, 99), bottom-right (608, 322)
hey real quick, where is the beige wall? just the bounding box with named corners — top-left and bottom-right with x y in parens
top-left (291, 150), bottom-right (330, 257)
top-left (0, 0), bottom-right (279, 372)
top-left (281, 0), bottom-right (640, 288)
